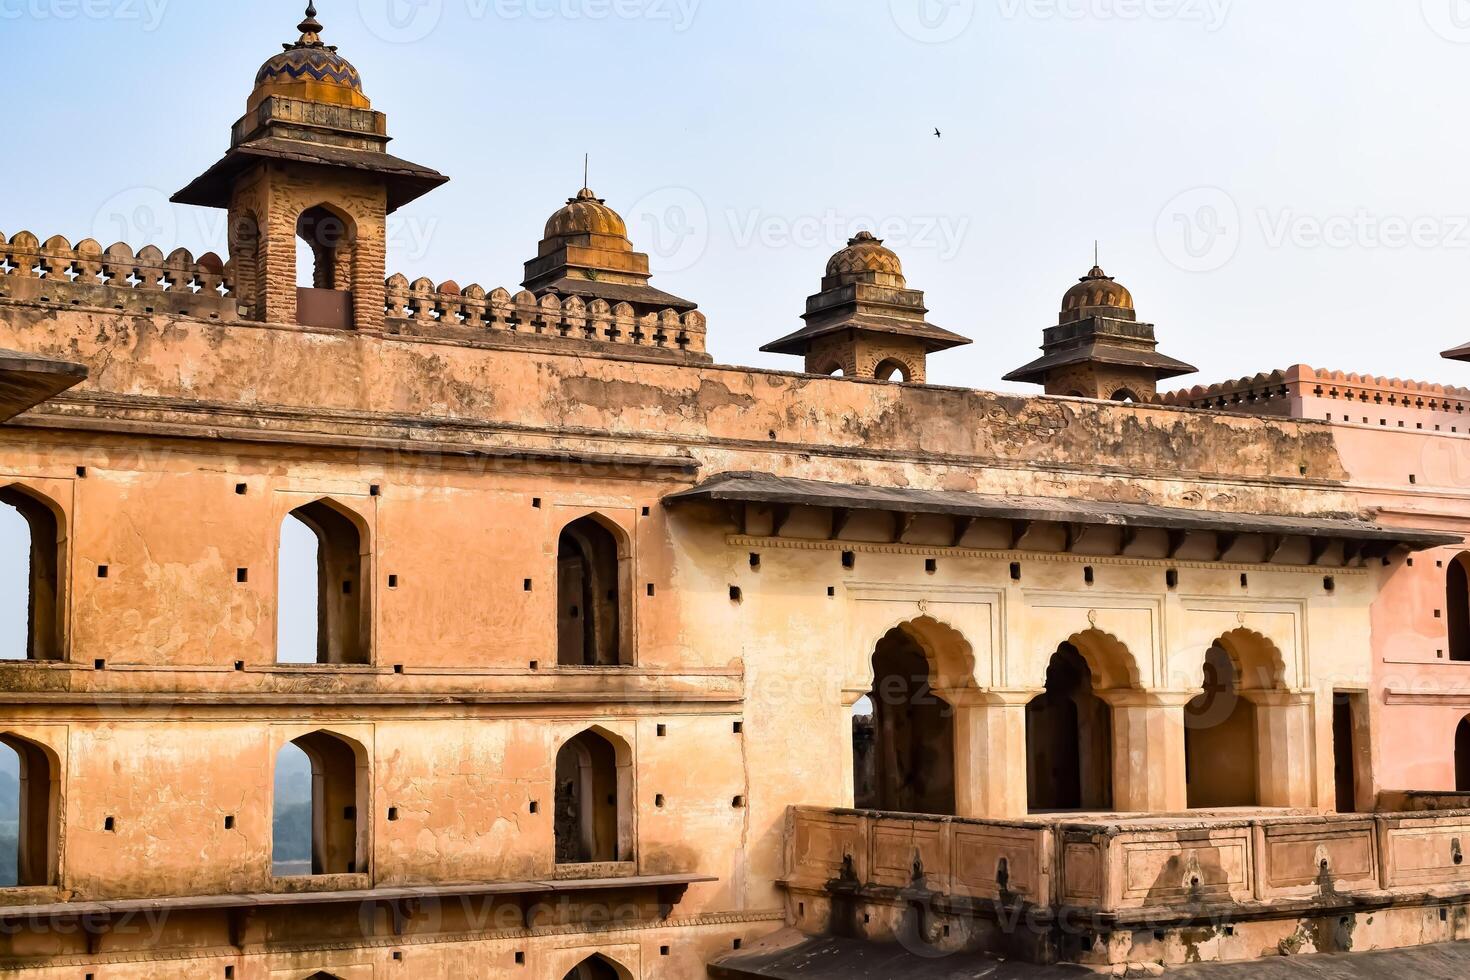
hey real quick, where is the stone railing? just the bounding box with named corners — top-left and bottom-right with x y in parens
top-left (0, 234), bottom-right (709, 362)
top-left (0, 231), bottom-right (238, 319)
top-left (384, 274), bottom-right (709, 359)
top-left (785, 805), bottom-right (1470, 919)
top-left (1160, 364), bottom-right (1470, 420)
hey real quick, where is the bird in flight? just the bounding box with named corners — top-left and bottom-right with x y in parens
top-left (934, 128), bottom-right (942, 138)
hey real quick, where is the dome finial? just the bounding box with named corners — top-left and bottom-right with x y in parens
top-left (295, 1), bottom-right (325, 48)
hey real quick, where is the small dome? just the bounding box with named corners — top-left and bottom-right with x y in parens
top-left (825, 231), bottom-right (905, 282)
top-left (1061, 265), bottom-right (1134, 318)
top-left (251, 4), bottom-right (367, 110)
top-left (544, 187), bottom-right (629, 241)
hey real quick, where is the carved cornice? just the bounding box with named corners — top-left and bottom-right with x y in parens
top-left (726, 535), bottom-right (1370, 575)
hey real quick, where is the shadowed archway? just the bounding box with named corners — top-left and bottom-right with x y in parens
top-left (852, 618), bottom-right (974, 816)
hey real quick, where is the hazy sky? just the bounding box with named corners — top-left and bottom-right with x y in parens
top-left (2, 0), bottom-right (1469, 391)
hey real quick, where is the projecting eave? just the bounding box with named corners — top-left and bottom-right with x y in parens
top-left (761, 315), bottom-right (973, 357)
top-left (172, 137), bottom-right (449, 214)
top-left (0, 348), bottom-right (88, 423)
top-left (1443, 340), bottom-right (1470, 363)
top-left (665, 471), bottom-right (1461, 556)
top-left (1004, 343), bottom-right (1199, 385)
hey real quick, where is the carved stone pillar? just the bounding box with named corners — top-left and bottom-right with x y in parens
top-left (1100, 691), bottom-right (1193, 814)
top-left (1245, 690), bottom-right (1316, 809)
top-left (944, 690), bottom-right (1039, 820)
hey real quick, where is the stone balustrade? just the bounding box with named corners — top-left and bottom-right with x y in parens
top-left (0, 233), bottom-right (710, 362)
top-left (383, 273), bottom-right (710, 360)
top-left (0, 232), bottom-right (238, 320)
top-left (785, 805), bottom-right (1470, 920)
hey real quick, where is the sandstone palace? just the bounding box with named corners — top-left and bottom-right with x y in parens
top-left (3, 6), bottom-right (1470, 979)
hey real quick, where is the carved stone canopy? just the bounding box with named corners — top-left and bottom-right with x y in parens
top-left (762, 232), bottom-right (970, 383)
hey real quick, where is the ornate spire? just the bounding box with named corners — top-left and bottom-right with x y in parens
top-left (289, 2), bottom-right (327, 50)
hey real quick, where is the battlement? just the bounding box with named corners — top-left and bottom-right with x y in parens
top-left (0, 232), bottom-right (711, 363)
top-left (0, 231), bottom-right (240, 319)
top-left (384, 273), bottom-right (710, 361)
top-left (1159, 364), bottom-right (1470, 432)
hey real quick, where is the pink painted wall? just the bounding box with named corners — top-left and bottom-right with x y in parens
top-left (1327, 418), bottom-right (1470, 794)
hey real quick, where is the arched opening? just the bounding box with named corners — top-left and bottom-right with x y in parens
top-left (0, 486), bottom-right (62, 662)
top-left (295, 205), bottom-right (356, 329)
top-left (274, 732), bottom-right (364, 877)
top-left (554, 729), bottom-right (628, 865)
top-left (303, 974), bottom-right (346, 980)
top-left (563, 955), bottom-right (628, 980)
top-left (278, 501), bottom-right (369, 666)
top-left (0, 734), bottom-right (56, 888)
top-left (1457, 718), bottom-right (1470, 793)
top-left (1111, 389), bottom-right (1141, 403)
top-left (854, 625), bottom-right (956, 815)
top-left (851, 694), bottom-right (877, 808)
top-left (1448, 554), bottom-right (1470, 662)
top-left (873, 359), bottom-right (911, 383)
top-left (229, 209), bottom-right (265, 319)
top-left (272, 740), bottom-right (312, 876)
top-left (557, 516), bottom-right (628, 667)
top-left (1026, 644), bottom-right (1113, 812)
top-left (1185, 646), bottom-right (1258, 808)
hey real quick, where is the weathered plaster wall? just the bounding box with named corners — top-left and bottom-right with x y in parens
top-left (1331, 424), bottom-right (1470, 794)
top-left (0, 299), bottom-right (1391, 976)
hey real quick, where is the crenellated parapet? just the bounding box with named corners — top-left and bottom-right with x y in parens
top-left (1159, 364), bottom-right (1470, 429)
top-left (384, 273), bottom-right (710, 360)
top-left (0, 231), bottom-right (239, 320)
top-left (1161, 364), bottom-right (1470, 411)
top-left (0, 233), bottom-right (710, 362)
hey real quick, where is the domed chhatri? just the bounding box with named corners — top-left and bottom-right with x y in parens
top-left (250, 3), bottom-right (368, 112)
top-left (1061, 265), bottom-right (1135, 322)
top-left (761, 230), bottom-right (970, 384)
top-left (522, 186), bottom-right (696, 316)
top-left (1005, 258), bottom-right (1196, 401)
top-left (825, 231), bottom-right (906, 285)
top-left (544, 188), bottom-right (630, 244)
top-left (173, 2), bottom-right (447, 330)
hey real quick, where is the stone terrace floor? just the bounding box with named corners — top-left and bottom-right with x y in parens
top-left (710, 932), bottom-right (1470, 978)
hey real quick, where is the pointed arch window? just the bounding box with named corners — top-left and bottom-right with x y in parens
top-left (0, 486), bottom-right (63, 662)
